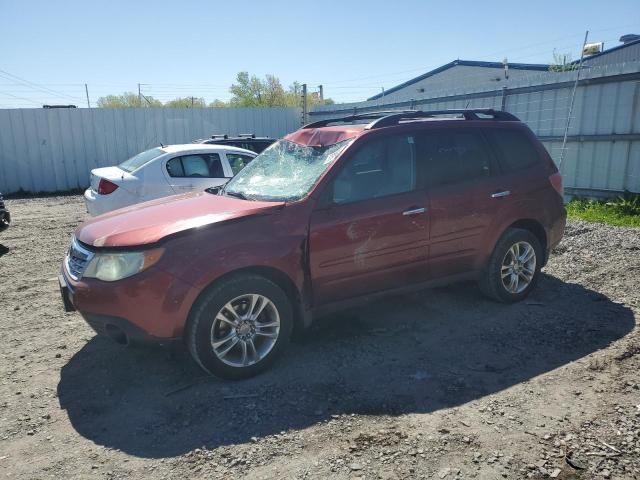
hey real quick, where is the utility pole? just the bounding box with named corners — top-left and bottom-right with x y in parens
top-left (84, 83), bottom-right (91, 108)
top-left (191, 96), bottom-right (194, 107)
top-left (559, 30), bottom-right (589, 168)
top-left (301, 83), bottom-right (308, 125)
top-left (138, 83), bottom-right (142, 107)
top-left (318, 85), bottom-right (323, 101)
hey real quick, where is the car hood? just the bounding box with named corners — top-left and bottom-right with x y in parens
top-left (76, 192), bottom-right (284, 248)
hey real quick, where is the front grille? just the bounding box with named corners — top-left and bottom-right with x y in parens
top-left (65, 238), bottom-right (94, 280)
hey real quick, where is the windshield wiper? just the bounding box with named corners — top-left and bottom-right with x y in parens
top-left (225, 191), bottom-right (248, 200)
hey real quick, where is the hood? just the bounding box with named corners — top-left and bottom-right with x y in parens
top-left (76, 192), bottom-right (284, 248)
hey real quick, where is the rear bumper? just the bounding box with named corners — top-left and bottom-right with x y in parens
top-left (84, 188), bottom-right (112, 216)
top-left (0, 209), bottom-right (10, 232)
top-left (547, 207), bottom-right (567, 260)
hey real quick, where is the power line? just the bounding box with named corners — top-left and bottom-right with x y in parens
top-left (0, 91), bottom-right (41, 106)
top-left (0, 68), bottom-right (82, 101)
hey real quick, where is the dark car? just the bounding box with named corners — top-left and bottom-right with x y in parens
top-left (60, 109), bottom-right (565, 379)
top-left (0, 193), bottom-right (10, 232)
top-left (194, 134), bottom-right (275, 154)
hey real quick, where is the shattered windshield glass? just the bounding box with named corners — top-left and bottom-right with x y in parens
top-left (223, 138), bottom-right (353, 201)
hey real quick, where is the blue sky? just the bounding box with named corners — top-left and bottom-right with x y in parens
top-left (0, 0), bottom-right (638, 107)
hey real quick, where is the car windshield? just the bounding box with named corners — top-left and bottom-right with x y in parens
top-left (223, 138), bottom-right (353, 201)
top-left (118, 147), bottom-right (165, 173)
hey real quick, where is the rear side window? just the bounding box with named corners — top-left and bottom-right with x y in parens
top-left (485, 129), bottom-right (539, 172)
top-left (166, 154), bottom-right (224, 178)
top-left (416, 130), bottom-right (492, 187)
top-left (119, 147), bottom-right (164, 173)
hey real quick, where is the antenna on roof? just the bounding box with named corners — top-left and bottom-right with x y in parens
top-left (160, 142), bottom-right (164, 148)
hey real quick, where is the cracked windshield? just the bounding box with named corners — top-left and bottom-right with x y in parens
top-left (224, 138), bottom-right (354, 201)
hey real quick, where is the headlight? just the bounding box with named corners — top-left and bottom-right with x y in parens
top-left (83, 249), bottom-right (164, 282)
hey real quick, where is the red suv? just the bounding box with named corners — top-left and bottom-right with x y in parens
top-left (59, 109), bottom-right (566, 379)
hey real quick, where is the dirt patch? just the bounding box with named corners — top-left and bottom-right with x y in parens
top-left (0, 196), bottom-right (638, 479)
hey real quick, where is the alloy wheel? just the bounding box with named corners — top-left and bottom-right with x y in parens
top-left (210, 294), bottom-right (280, 367)
top-left (500, 241), bottom-right (536, 294)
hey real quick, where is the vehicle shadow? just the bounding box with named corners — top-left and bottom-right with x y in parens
top-left (0, 244), bottom-right (9, 257)
top-left (57, 274), bottom-right (635, 458)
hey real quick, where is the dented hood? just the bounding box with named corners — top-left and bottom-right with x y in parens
top-left (76, 192), bottom-right (284, 248)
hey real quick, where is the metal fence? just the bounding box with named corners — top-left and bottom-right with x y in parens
top-left (310, 61), bottom-right (640, 197)
top-left (0, 107), bottom-right (301, 194)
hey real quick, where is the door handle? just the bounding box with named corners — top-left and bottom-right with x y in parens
top-left (491, 190), bottom-right (511, 198)
top-left (402, 207), bottom-right (426, 216)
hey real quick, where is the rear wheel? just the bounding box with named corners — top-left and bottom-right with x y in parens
top-left (186, 274), bottom-right (293, 379)
top-left (479, 228), bottom-right (542, 303)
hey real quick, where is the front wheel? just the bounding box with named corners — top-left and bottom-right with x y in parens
top-left (479, 228), bottom-right (542, 303)
top-left (186, 274), bottom-right (293, 379)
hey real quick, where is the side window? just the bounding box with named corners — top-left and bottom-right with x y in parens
top-left (166, 157), bottom-right (185, 177)
top-left (332, 135), bottom-right (416, 204)
top-left (485, 129), bottom-right (539, 172)
top-left (166, 154), bottom-right (224, 178)
top-left (416, 130), bottom-right (491, 187)
top-left (227, 153), bottom-right (254, 176)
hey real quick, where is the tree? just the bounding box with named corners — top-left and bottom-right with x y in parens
top-left (549, 51), bottom-right (579, 72)
top-left (209, 99), bottom-right (228, 108)
top-left (228, 72), bottom-right (334, 107)
top-left (164, 96), bottom-right (206, 108)
top-left (96, 91), bottom-right (162, 108)
top-left (95, 74), bottom-right (334, 108)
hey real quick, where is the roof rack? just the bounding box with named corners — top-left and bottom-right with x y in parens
top-left (303, 109), bottom-right (519, 130)
top-left (302, 110), bottom-right (417, 129)
top-left (238, 133), bottom-right (256, 138)
top-left (211, 134), bottom-right (229, 139)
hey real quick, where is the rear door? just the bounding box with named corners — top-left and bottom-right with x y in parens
top-left (309, 133), bottom-right (430, 305)
top-left (164, 153), bottom-right (229, 193)
top-left (415, 126), bottom-right (503, 278)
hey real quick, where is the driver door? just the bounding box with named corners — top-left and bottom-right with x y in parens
top-left (164, 153), bottom-right (228, 193)
top-left (309, 133), bottom-right (430, 305)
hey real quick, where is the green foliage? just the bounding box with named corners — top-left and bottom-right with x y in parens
top-left (208, 99), bottom-right (228, 108)
top-left (96, 91), bottom-right (162, 108)
top-left (227, 72), bottom-right (333, 108)
top-left (96, 73), bottom-right (333, 109)
top-left (164, 97), bottom-right (206, 108)
top-left (567, 192), bottom-right (640, 227)
top-left (549, 51), bottom-right (579, 73)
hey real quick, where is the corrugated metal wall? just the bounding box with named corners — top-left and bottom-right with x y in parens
top-left (310, 61), bottom-right (640, 195)
top-left (0, 107), bottom-right (301, 194)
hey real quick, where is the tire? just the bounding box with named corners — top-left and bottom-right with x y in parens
top-left (186, 273), bottom-right (293, 380)
top-left (478, 228), bottom-right (543, 303)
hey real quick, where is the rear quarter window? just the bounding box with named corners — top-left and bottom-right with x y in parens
top-left (485, 129), bottom-right (540, 172)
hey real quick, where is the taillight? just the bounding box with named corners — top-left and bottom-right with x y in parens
top-left (549, 172), bottom-right (563, 196)
top-left (97, 178), bottom-right (119, 195)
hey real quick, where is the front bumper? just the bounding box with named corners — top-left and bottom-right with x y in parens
top-left (0, 209), bottom-right (10, 232)
top-left (83, 313), bottom-right (179, 346)
top-left (58, 262), bottom-right (199, 342)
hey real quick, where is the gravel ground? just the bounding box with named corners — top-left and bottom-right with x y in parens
top-left (0, 195), bottom-right (639, 480)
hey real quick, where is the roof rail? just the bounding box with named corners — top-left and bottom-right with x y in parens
top-left (302, 110), bottom-right (417, 129)
top-left (211, 134), bottom-right (229, 139)
top-left (365, 109), bottom-right (519, 129)
top-left (303, 109), bottom-right (519, 130)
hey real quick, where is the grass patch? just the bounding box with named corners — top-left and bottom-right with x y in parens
top-left (567, 192), bottom-right (640, 228)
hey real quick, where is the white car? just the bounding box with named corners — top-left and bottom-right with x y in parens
top-left (84, 144), bottom-right (256, 216)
